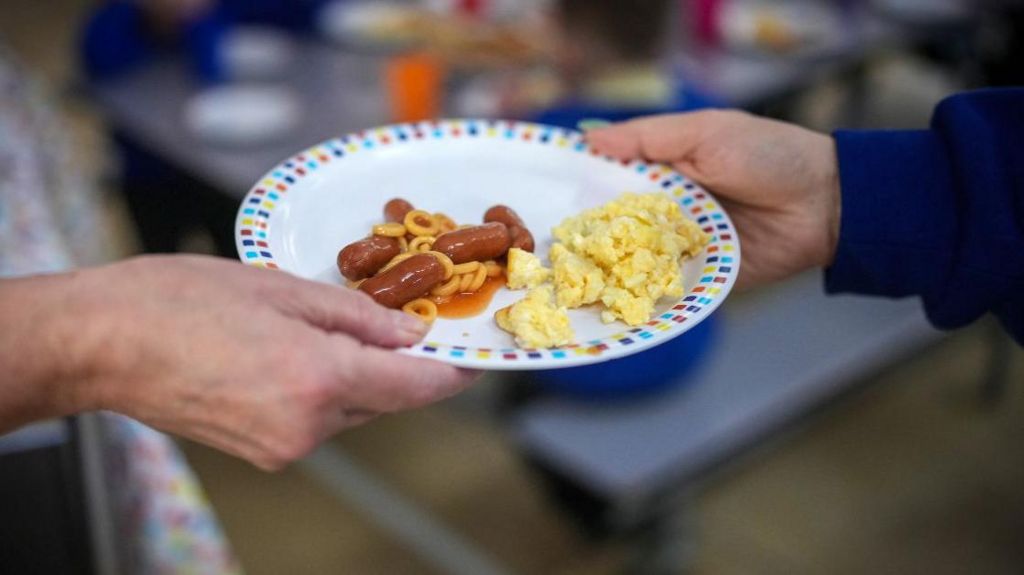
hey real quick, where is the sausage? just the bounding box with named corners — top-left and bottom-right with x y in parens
top-left (384, 198), bottom-right (415, 224)
top-left (337, 236), bottom-right (402, 281)
top-left (484, 205), bottom-right (534, 253)
top-left (507, 227), bottom-right (534, 253)
top-left (484, 205), bottom-right (526, 229)
top-left (358, 254), bottom-right (446, 309)
top-left (433, 222), bottom-right (512, 264)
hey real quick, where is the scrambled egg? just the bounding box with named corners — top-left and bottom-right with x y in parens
top-left (495, 192), bottom-right (709, 347)
top-left (495, 285), bottom-right (574, 349)
top-left (505, 248), bottom-right (550, 290)
top-left (550, 192), bottom-right (710, 326)
top-left (549, 243), bottom-right (604, 308)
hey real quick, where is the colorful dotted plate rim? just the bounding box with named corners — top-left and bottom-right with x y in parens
top-left (235, 119), bottom-right (741, 369)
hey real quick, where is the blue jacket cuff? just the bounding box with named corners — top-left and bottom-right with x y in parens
top-left (825, 130), bottom-right (957, 300)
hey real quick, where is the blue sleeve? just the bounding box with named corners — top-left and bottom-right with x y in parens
top-left (79, 1), bottom-right (157, 81)
top-left (213, 0), bottom-right (331, 31)
top-left (826, 89), bottom-right (1024, 344)
top-left (182, 9), bottom-right (231, 84)
top-left (183, 0), bottom-right (334, 82)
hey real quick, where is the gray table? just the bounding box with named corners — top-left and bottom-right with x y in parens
top-left (89, 14), bottom-right (912, 200)
top-left (676, 2), bottom-right (977, 116)
top-left (509, 273), bottom-right (943, 572)
top-left (90, 43), bottom-right (389, 198)
top-left (0, 420), bottom-right (67, 457)
top-left (675, 10), bottom-right (902, 109)
top-left (512, 273), bottom-right (941, 500)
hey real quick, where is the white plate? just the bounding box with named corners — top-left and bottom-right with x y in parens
top-left (220, 26), bottom-right (296, 80)
top-left (184, 85), bottom-right (300, 147)
top-left (316, 0), bottom-right (421, 49)
top-left (235, 120), bottom-right (740, 370)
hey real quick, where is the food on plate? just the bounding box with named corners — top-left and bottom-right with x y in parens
top-left (358, 252), bottom-right (451, 310)
top-left (549, 192), bottom-right (709, 325)
top-left (402, 298), bottom-right (439, 323)
top-left (337, 235), bottom-right (402, 281)
top-left (498, 192), bottom-right (710, 347)
top-left (548, 242), bottom-right (605, 308)
top-left (505, 247), bottom-right (550, 290)
top-left (337, 199), bottom-right (533, 324)
top-left (431, 222), bottom-right (512, 264)
top-left (401, 209), bottom-right (442, 236)
top-left (384, 198), bottom-right (415, 223)
top-left (752, 13), bottom-right (800, 52)
top-left (339, 192), bottom-right (709, 343)
top-left (494, 285), bottom-right (574, 349)
top-left (484, 205), bottom-right (535, 253)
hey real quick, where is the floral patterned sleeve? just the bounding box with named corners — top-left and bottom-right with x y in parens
top-left (0, 47), bottom-right (241, 574)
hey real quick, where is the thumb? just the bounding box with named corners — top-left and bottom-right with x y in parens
top-left (268, 274), bottom-right (429, 348)
top-left (585, 111), bottom-right (718, 167)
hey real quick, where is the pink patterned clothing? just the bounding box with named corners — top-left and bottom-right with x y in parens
top-left (0, 48), bottom-right (241, 575)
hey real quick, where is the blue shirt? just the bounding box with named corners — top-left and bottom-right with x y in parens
top-left (80, 0), bottom-right (328, 83)
top-left (828, 89), bottom-right (1024, 344)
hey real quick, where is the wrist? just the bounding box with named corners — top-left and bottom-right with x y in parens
top-left (810, 134), bottom-right (841, 269)
top-left (0, 271), bottom-right (102, 427)
top-left (824, 137), bottom-right (841, 268)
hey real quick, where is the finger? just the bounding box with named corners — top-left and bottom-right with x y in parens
top-left (335, 344), bottom-right (481, 413)
top-left (340, 410), bottom-right (380, 429)
top-left (177, 424), bottom-right (286, 472)
top-left (266, 275), bottom-right (430, 348)
top-left (585, 112), bottom-right (712, 164)
top-left (318, 409), bottom-right (380, 439)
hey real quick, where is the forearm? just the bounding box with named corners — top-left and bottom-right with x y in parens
top-left (827, 89), bottom-right (1024, 343)
top-left (0, 272), bottom-right (98, 432)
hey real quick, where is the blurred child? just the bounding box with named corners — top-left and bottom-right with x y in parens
top-left (81, 0), bottom-right (330, 83)
top-left (533, 0), bottom-right (722, 128)
top-left (80, 0), bottom-right (332, 255)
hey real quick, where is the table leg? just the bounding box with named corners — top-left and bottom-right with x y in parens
top-left (838, 59), bottom-right (870, 128)
top-left (621, 492), bottom-right (699, 575)
top-left (980, 320), bottom-right (1014, 405)
top-left (76, 414), bottom-right (122, 575)
top-left (525, 455), bottom-right (701, 573)
top-left (0, 419), bottom-right (96, 574)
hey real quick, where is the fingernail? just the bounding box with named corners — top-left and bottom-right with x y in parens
top-left (578, 119), bottom-right (611, 132)
top-left (577, 118), bottom-right (606, 131)
top-left (393, 311), bottom-right (429, 337)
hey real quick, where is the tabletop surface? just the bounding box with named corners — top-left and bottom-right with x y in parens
top-left (510, 272), bottom-right (942, 499)
top-left (88, 10), bottom-right (919, 200)
top-left (676, 10), bottom-right (902, 108)
top-left (90, 43), bottom-right (390, 198)
top-left (0, 420), bottom-right (69, 457)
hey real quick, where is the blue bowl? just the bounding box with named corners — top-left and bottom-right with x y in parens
top-left (531, 316), bottom-right (717, 401)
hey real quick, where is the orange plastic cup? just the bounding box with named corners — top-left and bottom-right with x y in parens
top-left (384, 52), bottom-right (444, 123)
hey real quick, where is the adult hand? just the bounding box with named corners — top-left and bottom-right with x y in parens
top-left (586, 110), bottom-right (841, 289)
top-left (0, 256), bottom-right (476, 470)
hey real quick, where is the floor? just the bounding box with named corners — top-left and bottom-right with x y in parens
top-left (179, 326), bottom-right (1024, 575)
top-left (3, 2), bottom-right (1024, 574)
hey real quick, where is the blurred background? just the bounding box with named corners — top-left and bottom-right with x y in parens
top-left (1, 0), bottom-right (1023, 573)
